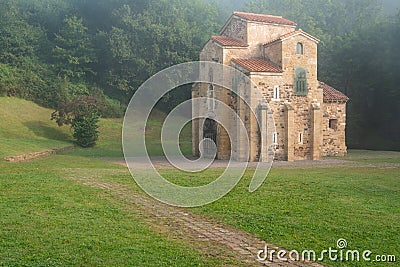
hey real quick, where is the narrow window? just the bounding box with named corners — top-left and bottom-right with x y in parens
top-left (329, 119), bottom-right (338, 130)
top-left (207, 84), bottom-right (215, 111)
top-left (232, 75), bottom-right (239, 94)
top-left (298, 132), bottom-right (303, 144)
top-left (296, 42), bottom-right (303, 55)
top-left (273, 132), bottom-right (278, 145)
top-left (273, 85), bottom-right (280, 100)
top-left (294, 67), bottom-right (307, 96)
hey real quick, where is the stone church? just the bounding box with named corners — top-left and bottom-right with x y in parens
top-left (192, 12), bottom-right (349, 161)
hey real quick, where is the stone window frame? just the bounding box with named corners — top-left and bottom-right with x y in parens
top-left (272, 132), bottom-right (278, 145)
top-left (294, 67), bottom-right (307, 96)
top-left (272, 85), bottom-right (280, 101)
top-left (298, 132), bottom-right (303, 145)
top-left (207, 84), bottom-right (215, 111)
top-left (296, 42), bottom-right (304, 55)
top-left (329, 119), bottom-right (338, 131)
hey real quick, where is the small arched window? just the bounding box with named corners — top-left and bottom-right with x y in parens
top-left (296, 42), bottom-right (304, 55)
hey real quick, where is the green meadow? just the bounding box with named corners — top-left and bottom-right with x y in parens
top-left (0, 97), bottom-right (399, 266)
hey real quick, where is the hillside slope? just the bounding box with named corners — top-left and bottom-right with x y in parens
top-left (0, 97), bottom-right (72, 157)
top-left (0, 97), bottom-right (192, 159)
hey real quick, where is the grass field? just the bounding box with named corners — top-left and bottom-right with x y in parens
top-left (0, 97), bottom-right (225, 266)
top-left (1, 96), bottom-right (399, 266)
top-left (0, 97), bottom-right (72, 157)
top-left (0, 156), bottom-right (233, 266)
top-left (179, 163), bottom-right (399, 266)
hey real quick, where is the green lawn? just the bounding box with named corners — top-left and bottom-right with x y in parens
top-left (158, 150), bottom-right (400, 266)
top-left (1, 97), bottom-right (399, 266)
top-left (58, 109), bottom-right (192, 159)
top-left (0, 156), bottom-right (235, 266)
top-left (342, 149), bottom-right (400, 164)
top-left (0, 98), bottom-right (222, 266)
top-left (0, 97), bottom-right (72, 157)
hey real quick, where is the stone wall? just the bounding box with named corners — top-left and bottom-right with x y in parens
top-left (246, 22), bottom-right (294, 48)
top-left (221, 18), bottom-right (295, 51)
top-left (3, 146), bottom-right (74, 162)
top-left (200, 41), bottom-right (224, 62)
top-left (250, 73), bottom-right (322, 161)
top-left (280, 35), bottom-right (319, 95)
top-left (264, 42), bottom-right (282, 67)
top-left (194, 15), bottom-right (346, 162)
top-left (222, 17), bottom-right (248, 43)
top-left (322, 102), bottom-right (347, 156)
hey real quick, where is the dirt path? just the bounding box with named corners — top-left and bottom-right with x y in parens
top-left (105, 156), bottom-right (399, 169)
top-left (67, 174), bottom-right (325, 267)
top-left (105, 156), bottom-right (349, 170)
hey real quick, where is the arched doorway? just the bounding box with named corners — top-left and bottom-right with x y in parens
top-left (203, 118), bottom-right (217, 158)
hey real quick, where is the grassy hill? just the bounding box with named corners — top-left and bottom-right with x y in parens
top-left (0, 97), bottom-right (192, 159)
top-left (0, 97), bottom-right (72, 158)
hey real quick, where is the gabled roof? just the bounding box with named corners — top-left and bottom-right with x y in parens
top-left (264, 29), bottom-right (320, 46)
top-left (233, 12), bottom-right (297, 27)
top-left (211, 36), bottom-right (248, 47)
top-left (319, 82), bottom-right (349, 102)
top-left (231, 58), bottom-right (283, 73)
top-left (220, 12), bottom-right (296, 34)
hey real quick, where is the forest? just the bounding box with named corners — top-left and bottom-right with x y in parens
top-left (0, 0), bottom-right (399, 150)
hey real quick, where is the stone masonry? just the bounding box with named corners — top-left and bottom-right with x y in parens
top-left (192, 12), bottom-right (349, 161)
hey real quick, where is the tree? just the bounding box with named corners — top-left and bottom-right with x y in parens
top-left (105, 0), bottom-right (219, 101)
top-left (0, 1), bottom-right (44, 66)
top-left (53, 15), bottom-right (96, 81)
top-left (51, 96), bottom-right (101, 147)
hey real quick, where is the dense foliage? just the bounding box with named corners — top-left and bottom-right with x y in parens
top-left (0, 0), bottom-right (399, 150)
top-left (0, 0), bottom-right (219, 114)
top-left (51, 96), bottom-right (101, 147)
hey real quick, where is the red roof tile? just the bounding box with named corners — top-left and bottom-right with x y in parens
top-left (233, 12), bottom-right (297, 27)
top-left (319, 82), bottom-right (349, 102)
top-left (232, 58), bottom-right (283, 73)
top-left (211, 36), bottom-right (248, 47)
top-left (264, 29), bottom-right (320, 46)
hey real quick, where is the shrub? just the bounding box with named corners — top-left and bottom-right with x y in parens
top-left (72, 112), bottom-right (99, 147)
top-left (52, 96), bottom-right (102, 147)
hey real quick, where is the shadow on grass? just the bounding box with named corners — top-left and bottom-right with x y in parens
top-left (23, 121), bottom-right (72, 142)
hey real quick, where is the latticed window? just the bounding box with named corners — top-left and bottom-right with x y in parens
top-left (294, 67), bottom-right (307, 96)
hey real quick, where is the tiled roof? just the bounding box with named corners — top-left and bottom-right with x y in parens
top-left (231, 58), bottom-right (283, 73)
top-left (211, 36), bottom-right (248, 47)
top-left (264, 29), bottom-right (320, 46)
top-left (319, 82), bottom-right (349, 102)
top-left (233, 12), bottom-right (297, 27)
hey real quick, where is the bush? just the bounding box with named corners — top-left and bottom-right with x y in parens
top-left (90, 86), bottom-right (125, 118)
top-left (52, 96), bottom-right (101, 147)
top-left (72, 113), bottom-right (99, 147)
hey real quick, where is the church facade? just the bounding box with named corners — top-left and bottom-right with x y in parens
top-left (192, 12), bottom-right (349, 161)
